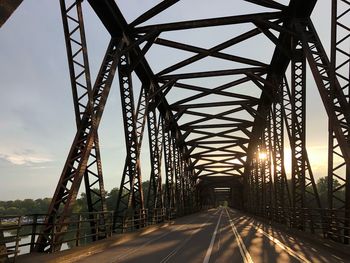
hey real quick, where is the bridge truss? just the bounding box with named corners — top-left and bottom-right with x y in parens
top-left (3, 0), bottom-right (348, 251)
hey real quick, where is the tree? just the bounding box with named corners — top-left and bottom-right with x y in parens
top-left (316, 176), bottom-right (345, 208)
top-left (106, 188), bottom-right (119, 211)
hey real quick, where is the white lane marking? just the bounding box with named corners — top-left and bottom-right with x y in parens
top-left (160, 222), bottom-right (209, 263)
top-left (161, 211), bottom-right (218, 263)
top-left (225, 208), bottom-right (254, 263)
top-left (227, 208), bottom-right (312, 263)
top-left (250, 223), bottom-right (312, 263)
top-left (112, 210), bottom-right (218, 262)
top-left (203, 209), bottom-right (223, 263)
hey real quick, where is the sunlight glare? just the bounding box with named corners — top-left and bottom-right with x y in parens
top-left (258, 152), bottom-right (267, 160)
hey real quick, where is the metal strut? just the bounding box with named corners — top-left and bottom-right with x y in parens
top-left (163, 121), bottom-right (176, 218)
top-left (36, 39), bottom-right (121, 252)
top-left (297, 18), bottom-right (350, 243)
top-left (263, 115), bottom-right (273, 218)
top-left (328, 0), bottom-right (350, 243)
top-left (146, 95), bottom-right (164, 221)
top-left (282, 71), bottom-right (322, 230)
top-left (271, 87), bottom-right (291, 223)
top-left (113, 53), bottom-right (146, 231)
top-left (59, 0), bottom-right (107, 239)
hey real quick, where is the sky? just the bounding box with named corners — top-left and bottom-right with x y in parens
top-left (0, 0), bottom-right (333, 200)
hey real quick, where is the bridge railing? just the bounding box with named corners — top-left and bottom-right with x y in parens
top-left (120, 207), bottom-right (179, 232)
top-left (45, 211), bottom-right (115, 251)
top-left (0, 211), bottom-right (113, 261)
top-left (0, 215), bottom-right (22, 261)
top-left (258, 207), bottom-right (350, 244)
top-left (0, 207), bottom-right (186, 260)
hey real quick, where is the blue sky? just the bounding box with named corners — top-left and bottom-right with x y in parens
top-left (0, 0), bottom-right (332, 200)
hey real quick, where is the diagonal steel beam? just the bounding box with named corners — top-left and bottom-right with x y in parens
top-left (130, 0), bottom-right (180, 27)
top-left (35, 39), bottom-right (121, 252)
top-left (59, 0), bottom-right (107, 240)
top-left (0, 0), bottom-right (23, 27)
top-left (244, 0), bottom-right (286, 10)
top-left (135, 12), bottom-right (282, 32)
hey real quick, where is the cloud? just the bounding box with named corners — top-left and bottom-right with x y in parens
top-left (0, 150), bottom-right (52, 166)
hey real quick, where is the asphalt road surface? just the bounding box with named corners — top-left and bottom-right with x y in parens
top-left (74, 207), bottom-right (349, 263)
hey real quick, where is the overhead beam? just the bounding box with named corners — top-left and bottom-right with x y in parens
top-left (135, 12), bottom-right (282, 32)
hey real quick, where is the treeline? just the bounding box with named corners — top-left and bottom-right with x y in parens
top-left (0, 198), bottom-right (51, 216)
top-left (0, 189), bottom-right (120, 216)
top-left (0, 181), bottom-right (150, 216)
top-left (0, 178), bottom-right (345, 216)
top-left (306, 176), bottom-right (344, 208)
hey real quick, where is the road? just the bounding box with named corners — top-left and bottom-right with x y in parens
top-left (73, 207), bottom-right (348, 263)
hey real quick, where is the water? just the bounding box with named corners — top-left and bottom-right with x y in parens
top-left (4, 232), bottom-right (69, 255)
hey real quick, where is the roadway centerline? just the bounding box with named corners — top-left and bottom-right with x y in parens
top-left (225, 208), bottom-right (254, 263)
top-left (111, 211), bottom-right (217, 262)
top-left (202, 208), bottom-right (223, 263)
top-left (160, 210), bottom-right (219, 263)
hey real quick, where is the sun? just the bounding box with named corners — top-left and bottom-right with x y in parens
top-left (258, 152), bottom-right (267, 160)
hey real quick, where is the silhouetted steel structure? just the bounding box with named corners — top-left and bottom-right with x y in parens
top-left (2, 0), bottom-right (349, 253)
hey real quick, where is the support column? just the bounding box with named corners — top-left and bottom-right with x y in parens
top-left (163, 121), bottom-right (176, 218)
top-left (296, 18), bottom-right (350, 243)
top-left (290, 44), bottom-right (307, 229)
top-left (59, 0), bottom-right (107, 240)
top-left (328, 0), bottom-right (350, 243)
top-left (114, 54), bottom-right (145, 231)
top-left (272, 90), bottom-right (290, 224)
top-left (263, 115), bottom-right (273, 219)
top-left (146, 102), bottom-right (164, 222)
top-left (36, 40), bottom-right (121, 252)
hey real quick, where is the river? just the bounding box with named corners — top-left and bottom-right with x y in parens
top-left (4, 232), bottom-right (69, 255)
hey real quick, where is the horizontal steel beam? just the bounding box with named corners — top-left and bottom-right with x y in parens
top-left (135, 12), bottom-right (282, 32)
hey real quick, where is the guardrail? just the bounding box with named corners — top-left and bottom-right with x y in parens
top-left (252, 207), bottom-right (350, 244)
top-left (0, 216), bottom-right (21, 262)
top-left (0, 211), bottom-right (114, 262)
top-left (0, 207), bottom-right (185, 261)
top-left (1, 206), bottom-right (347, 261)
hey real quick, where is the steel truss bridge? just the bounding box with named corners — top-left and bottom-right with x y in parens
top-left (1, 0), bottom-right (350, 260)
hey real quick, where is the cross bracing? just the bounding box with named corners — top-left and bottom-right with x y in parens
top-left (1, 0), bottom-right (349, 252)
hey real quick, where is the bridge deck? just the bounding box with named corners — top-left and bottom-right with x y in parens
top-left (18, 208), bottom-right (349, 263)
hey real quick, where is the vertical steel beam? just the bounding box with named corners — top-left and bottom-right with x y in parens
top-left (173, 138), bottom-right (184, 215)
top-left (254, 154), bottom-right (262, 214)
top-left (271, 91), bottom-right (290, 223)
top-left (184, 154), bottom-right (196, 212)
top-left (114, 54), bottom-right (146, 231)
top-left (246, 154), bottom-right (259, 214)
top-left (328, 0), bottom-right (350, 243)
top-left (283, 76), bottom-right (322, 207)
top-left (163, 121), bottom-right (176, 217)
top-left (296, 18), bottom-right (350, 243)
top-left (146, 102), bottom-right (164, 219)
top-left (283, 64), bottom-right (322, 231)
top-left (263, 115), bottom-right (273, 218)
top-left (249, 130), bottom-right (270, 217)
top-left (297, 20), bottom-right (350, 169)
top-left (35, 39), bottom-right (121, 252)
top-left (59, 0), bottom-right (107, 239)
top-left (290, 44), bottom-right (307, 229)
